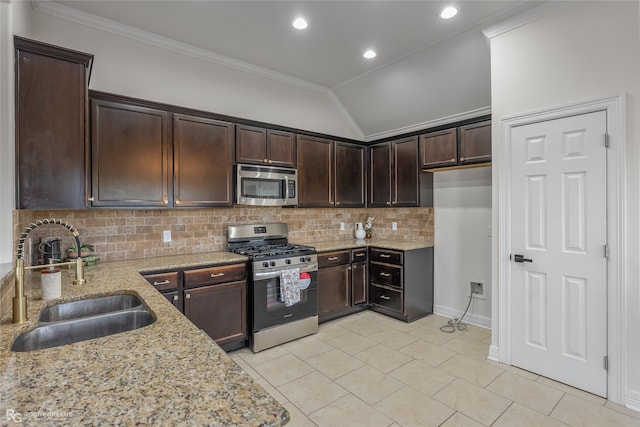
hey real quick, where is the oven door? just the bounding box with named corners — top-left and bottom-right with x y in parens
top-left (252, 265), bottom-right (318, 332)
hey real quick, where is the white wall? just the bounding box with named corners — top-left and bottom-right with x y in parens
top-left (489, 1), bottom-right (640, 409)
top-left (433, 167), bottom-right (492, 328)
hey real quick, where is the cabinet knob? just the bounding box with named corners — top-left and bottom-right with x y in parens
top-left (392, 201), bottom-right (397, 205)
top-left (460, 157), bottom-right (465, 162)
top-left (186, 294), bottom-right (191, 299)
top-left (173, 295), bottom-right (178, 301)
top-left (263, 159), bottom-right (269, 163)
top-left (88, 197), bottom-right (94, 202)
top-left (450, 158), bottom-right (456, 163)
top-left (163, 199), bottom-right (169, 205)
top-left (268, 160), bottom-right (273, 164)
top-left (386, 201), bottom-right (391, 206)
top-left (175, 200), bottom-right (180, 205)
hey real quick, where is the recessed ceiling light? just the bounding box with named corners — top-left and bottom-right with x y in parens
top-left (292, 17), bottom-right (308, 30)
top-left (363, 49), bottom-right (377, 59)
top-left (440, 6), bottom-right (458, 19)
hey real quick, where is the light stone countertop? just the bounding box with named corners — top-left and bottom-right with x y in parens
top-left (0, 252), bottom-right (289, 426)
top-left (294, 238), bottom-right (433, 253)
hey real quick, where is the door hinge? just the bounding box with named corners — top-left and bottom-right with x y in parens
top-left (604, 244), bottom-right (610, 260)
top-left (604, 133), bottom-right (610, 148)
top-left (604, 356), bottom-right (609, 371)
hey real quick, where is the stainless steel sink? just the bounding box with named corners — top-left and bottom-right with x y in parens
top-left (38, 294), bottom-right (144, 322)
top-left (11, 294), bottom-right (156, 352)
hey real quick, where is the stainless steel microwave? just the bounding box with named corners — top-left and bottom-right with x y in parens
top-left (236, 164), bottom-right (298, 206)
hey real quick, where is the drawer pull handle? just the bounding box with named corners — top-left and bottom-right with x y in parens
top-left (355, 253), bottom-right (365, 257)
top-left (380, 254), bottom-right (391, 258)
top-left (460, 157), bottom-right (465, 162)
top-left (380, 295), bottom-right (391, 300)
top-left (380, 272), bottom-right (391, 277)
top-left (210, 272), bottom-right (225, 278)
top-left (327, 256), bottom-right (339, 261)
top-left (153, 280), bottom-right (171, 286)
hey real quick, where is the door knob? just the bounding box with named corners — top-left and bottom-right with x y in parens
top-left (513, 254), bottom-right (533, 263)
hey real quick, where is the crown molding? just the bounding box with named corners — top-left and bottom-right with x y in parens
top-left (482, 1), bottom-right (572, 39)
top-left (30, 0), bottom-right (366, 139)
top-left (364, 106), bottom-right (492, 142)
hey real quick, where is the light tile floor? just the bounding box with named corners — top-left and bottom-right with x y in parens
top-left (230, 310), bottom-right (640, 427)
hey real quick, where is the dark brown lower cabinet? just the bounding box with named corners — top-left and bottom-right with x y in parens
top-left (369, 246), bottom-right (433, 323)
top-left (318, 248), bottom-right (368, 322)
top-left (142, 263), bottom-right (247, 351)
top-left (184, 281), bottom-right (247, 349)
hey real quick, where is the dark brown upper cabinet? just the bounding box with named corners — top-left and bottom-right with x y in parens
top-left (420, 120), bottom-right (491, 169)
top-left (90, 98), bottom-right (171, 207)
top-left (296, 135), bottom-right (334, 207)
top-left (235, 125), bottom-right (296, 167)
top-left (334, 142), bottom-right (365, 208)
top-left (459, 120), bottom-right (492, 165)
top-left (419, 128), bottom-right (457, 169)
top-left (173, 114), bottom-right (234, 207)
top-left (369, 136), bottom-right (420, 207)
top-left (15, 37), bottom-right (93, 209)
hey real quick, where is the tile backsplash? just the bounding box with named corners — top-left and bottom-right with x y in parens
top-left (14, 207), bottom-right (434, 263)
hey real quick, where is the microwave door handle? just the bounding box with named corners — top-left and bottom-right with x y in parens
top-left (284, 175), bottom-right (288, 202)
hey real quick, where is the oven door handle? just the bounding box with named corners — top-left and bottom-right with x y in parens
top-left (254, 262), bottom-right (318, 280)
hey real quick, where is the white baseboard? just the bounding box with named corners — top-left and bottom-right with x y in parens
top-left (488, 345), bottom-right (500, 362)
top-left (433, 304), bottom-right (491, 329)
top-left (626, 390), bottom-right (640, 413)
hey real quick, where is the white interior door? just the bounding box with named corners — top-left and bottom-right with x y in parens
top-left (510, 110), bottom-right (608, 397)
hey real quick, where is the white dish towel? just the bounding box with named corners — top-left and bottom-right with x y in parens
top-left (280, 268), bottom-right (301, 307)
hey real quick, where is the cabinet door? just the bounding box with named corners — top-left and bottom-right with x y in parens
top-left (318, 264), bottom-right (351, 316)
top-left (393, 136), bottom-right (419, 207)
top-left (297, 135), bottom-right (334, 207)
top-left (236, 125), bottom-right (267, 165)
top-left (174, 114), bottom-right (234, 207)
top-left (419, 128), bottom-right (457, 169)
top-left (352, 262), bottom-right (368, 305)
top-left (15, 37), bottom-right (92, 209)
top-left (267, 130), bottom-right (296, 167)
top-left (459, 121), bottom-right (491, 165)
top-left (91, 99), bottom-right (171, 207)
top-left (184, 280), bottom-right (247, 346)
top-left (335, 142), bottom-right (365, 208)
top-left (369, 143), bottom-right (392, 207)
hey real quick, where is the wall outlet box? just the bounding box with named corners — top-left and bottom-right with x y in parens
top-left (470, 281), bottom-right (485, 299)
top-left (340, 222), bottom-right (345, 231)
top-left (392, 222), bottom-right (398, 231)
top-left (163, 230), bottom-right (171, 243)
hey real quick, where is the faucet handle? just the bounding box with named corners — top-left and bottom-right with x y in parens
top-left (73, 257), bottom-right (86, 285)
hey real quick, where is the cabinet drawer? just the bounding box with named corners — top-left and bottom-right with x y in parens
top-left (351, 248), bottom-right (368, 263)
top-left (184, 263), bottom-right (246, 289)
top-left (370, 248), bottom-right (402, 265)
top-left (143, 271), bottom-right (179, 292)
top-left (318, 250), bottom-right (351, 268)
top-left (370, 284), bottom-right (402, 313)
top-left (370, 263), bottom-right (402, 287)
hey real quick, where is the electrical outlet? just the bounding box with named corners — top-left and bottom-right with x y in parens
top-left (340, 222), bottom-right (345, 231)
top-left (392, 222), bottom-right (398, 231)
top-left (470, 281), bottom-right (485, 299)
top-left (162, 230), bottom-right (172, 243)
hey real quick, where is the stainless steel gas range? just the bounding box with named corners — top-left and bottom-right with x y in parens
top-left (227, 223), bottom-right (318, 353)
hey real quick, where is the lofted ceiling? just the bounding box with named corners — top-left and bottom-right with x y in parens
top-left (40, 0), bottom-right (543, 139)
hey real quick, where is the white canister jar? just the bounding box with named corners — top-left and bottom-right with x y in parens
top-left (41, 268), bottom-right (62, 300)
top-left (354, 223), bottom-right (366, 240)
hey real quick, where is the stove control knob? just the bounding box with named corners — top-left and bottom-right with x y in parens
top-left (285, 259), bottom-right (291, 265)
top-left (300, 257), bottom-right (306, 262)
top-left (262, 262), bottom-right (269, 268)
top-left (270, 261), bottom-right (276, 267)
top-left (305, 256), bottom-right (311, 262)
